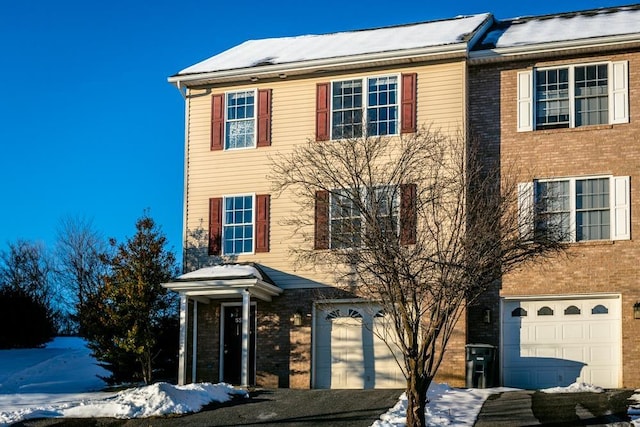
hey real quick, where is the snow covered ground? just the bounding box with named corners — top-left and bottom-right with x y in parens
top-left (0, 337), bottom-right (246, 425)
top-left (0, 338), bottom-right (635, 426)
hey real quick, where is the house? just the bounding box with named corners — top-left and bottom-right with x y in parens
top-left (163, 14), bottom-right (494, 389)
top-left (468, 5), bottom-right (640, 389)
top-left (164, 4), bottom-right (640, 391)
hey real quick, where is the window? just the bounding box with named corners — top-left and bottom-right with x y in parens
top-left (536, 64), bottom-right (609, 129)
top-left (537, 306), bottom-right (554, 316)
top-left (223, 195), bottom-right (254, 254)
top-left (226, 91), bottom-right (256, 149)
top-left (331, 75), bottom-right (398, 139)
top-left (517, 61), bottom-right (628, 132)
top-left (314, 184), bottom-right (417, 250)
top-left (329, 186), bottom-right (399, 249)
top-left (564, 305), bottom-right (581, 315)
top-left (511, 307), bottom-right (527, 317)
top-left (208, 194), bottom-right (270, 256)
top-left (210, 89), bottom-right (271, 150)
top-left (592, 304), bottom-right (609, 315)
top-left (316, 74), bottom-right (415, 141)
top-left (527, 175), bottom-right (630, 242)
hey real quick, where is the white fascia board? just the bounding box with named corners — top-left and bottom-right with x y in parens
top-left (470, 33), bottom-right (640, 63)
top-left (501, 293), bottom-right (621, 301)
top-left (168, 43), bottom-right (469, 88)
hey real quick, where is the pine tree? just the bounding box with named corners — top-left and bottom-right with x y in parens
top-left (87, 213), bottom-right (178, 384)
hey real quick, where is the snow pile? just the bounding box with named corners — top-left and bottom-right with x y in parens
top-left (540, 382), bottom-right (603, 394)
top-left (628, 390), bottom-right (640, 426)
top-left (63, 382), bottom-right (247, 419)
top-left (0, 382), bottom-right (246, 425)
top-left (372, 383), bottom-right (508, 427)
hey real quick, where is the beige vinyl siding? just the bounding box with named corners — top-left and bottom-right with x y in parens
top-left (184, 60), bottom-right (466, 288)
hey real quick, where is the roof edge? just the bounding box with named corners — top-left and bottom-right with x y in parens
top-left (469, 33), bottom-right (640, 63)
top-left (169, 42), bottom-right (470, 87)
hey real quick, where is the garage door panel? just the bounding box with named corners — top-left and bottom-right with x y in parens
top-left (502, 296), bottom-right (620, 389)
top-left (589, 322), bottom-right (615, 340)
top-left (562, 324), bottom-right (585, 340)
top-left (315, 303), bottom-right (404, 389)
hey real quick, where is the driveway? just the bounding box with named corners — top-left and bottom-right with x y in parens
top-left (15, 388), bottom-right (403, 427)
top-left (474, 389), bottom-right (634, 426)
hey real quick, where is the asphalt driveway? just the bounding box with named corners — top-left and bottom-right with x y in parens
top-left (474, 389), bottom-right (635, 426)
top-left (15, 388), bottom-right (404, 427)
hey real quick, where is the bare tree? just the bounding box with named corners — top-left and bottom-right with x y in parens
top-left (55, 215), bottom-right (109, 335)
top-left (271, 128), bottom-right (564, 427)
top-left (0, 240), bottom-right (56, 308)
top-left (0, 240), bottom-right (58, 346)
top-left (183, 220), bottom-right (237, 273)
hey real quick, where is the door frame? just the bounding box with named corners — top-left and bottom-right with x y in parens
top-left (219, 301), bottom-right (257, 384)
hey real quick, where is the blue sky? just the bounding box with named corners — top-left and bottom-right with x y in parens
top-left (0, 0), bottom-right (629, 261)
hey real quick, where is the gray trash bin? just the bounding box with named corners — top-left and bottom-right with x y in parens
top-left (465, 344), bottom-right (496, 388)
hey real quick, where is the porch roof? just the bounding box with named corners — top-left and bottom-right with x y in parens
top-left (161, 263), bottom-right (282, 302)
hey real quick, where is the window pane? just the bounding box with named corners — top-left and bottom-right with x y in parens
top-left (366, 76), bottom-right (398, 136)
top-left (575, 65), bottom-right (608, 126)
top-left (576, 178), bottom-right (609, 241)
top-left (332, 80), bottom-right (363, 139)
top-left (222, 196), bottom-right (254, 254)
top-left (536, 69), bottom-right (570, 129)
top-left (535, 180), bottom-right (571, 241)
top-left (225, 91), bottom-right (255, 149)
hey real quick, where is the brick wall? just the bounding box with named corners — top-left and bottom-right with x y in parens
top-left (184, 284), bottom-right (468, 388)
top-left (469, 48), bottom-right (640, 388)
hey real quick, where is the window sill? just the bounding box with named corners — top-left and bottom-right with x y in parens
top-left (565, 240), bottom-right (614, 247)
top-left (533, 124), bottom-right (614, 134)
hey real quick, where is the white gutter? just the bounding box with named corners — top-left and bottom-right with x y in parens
top-left (168, 42), bottom-right (471, 87)
top-left (470, 33), bottom-right (640, 63)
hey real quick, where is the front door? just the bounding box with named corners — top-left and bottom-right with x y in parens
top-left (222, 304), bottom-right (256, 385)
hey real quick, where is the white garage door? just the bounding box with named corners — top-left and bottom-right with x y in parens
top-left (314, 303), bottom-right (404, 389)
top-left (502, 296), bottom-right (621, 389)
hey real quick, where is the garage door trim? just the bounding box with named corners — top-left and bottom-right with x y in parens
top-left (500, 293), bottom-right (622, 389)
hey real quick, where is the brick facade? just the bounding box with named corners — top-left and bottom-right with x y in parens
top-left (182, 286), bottom-right (467, 388)
top-left (469, 48), bottom-right (640, 387)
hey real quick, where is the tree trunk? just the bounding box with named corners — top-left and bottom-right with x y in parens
top-left (405, 373), bottom-right (430, 427)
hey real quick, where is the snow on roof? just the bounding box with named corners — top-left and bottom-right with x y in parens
top-left (178, 264), bottom-right (263, 281)
top-left (478, 5), bottom-right (640, 49)
top-left (177, 14), bottom-right (490, 75)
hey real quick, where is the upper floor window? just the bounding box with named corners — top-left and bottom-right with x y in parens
top-left (314, 184), bottom-right (417, 249)
top-left (210, 89), bottom-right (272, 150)
top-left (331, 76), bottom-right (398, 139)
top-left (223, 195), bottom-right (254, 254)
top-left (329, 186), bottom-right (399, 249)
top-left (226, 90), bottom-right (256, 149)
top-left (208, 194), bottom-right (271, 256)
top-left (517, 61), bottom-right (628, 132)
top-left (519, 175), bottom-right (630, 242)
top-left (316, 74), bottom-right (416, 141)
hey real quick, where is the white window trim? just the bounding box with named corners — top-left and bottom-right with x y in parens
top-left (224, 89), bottom-right (258, 150)
top-left (329, 74), bottom-right (401, 141)
top-left (517, 61), bottom-right (629, 132)
top-left (328, 186), bottom-right (400, 249)
top-left (524, 175), bottom-right (631, 242)
top-left (222, 193), bottom-right (256, 255)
